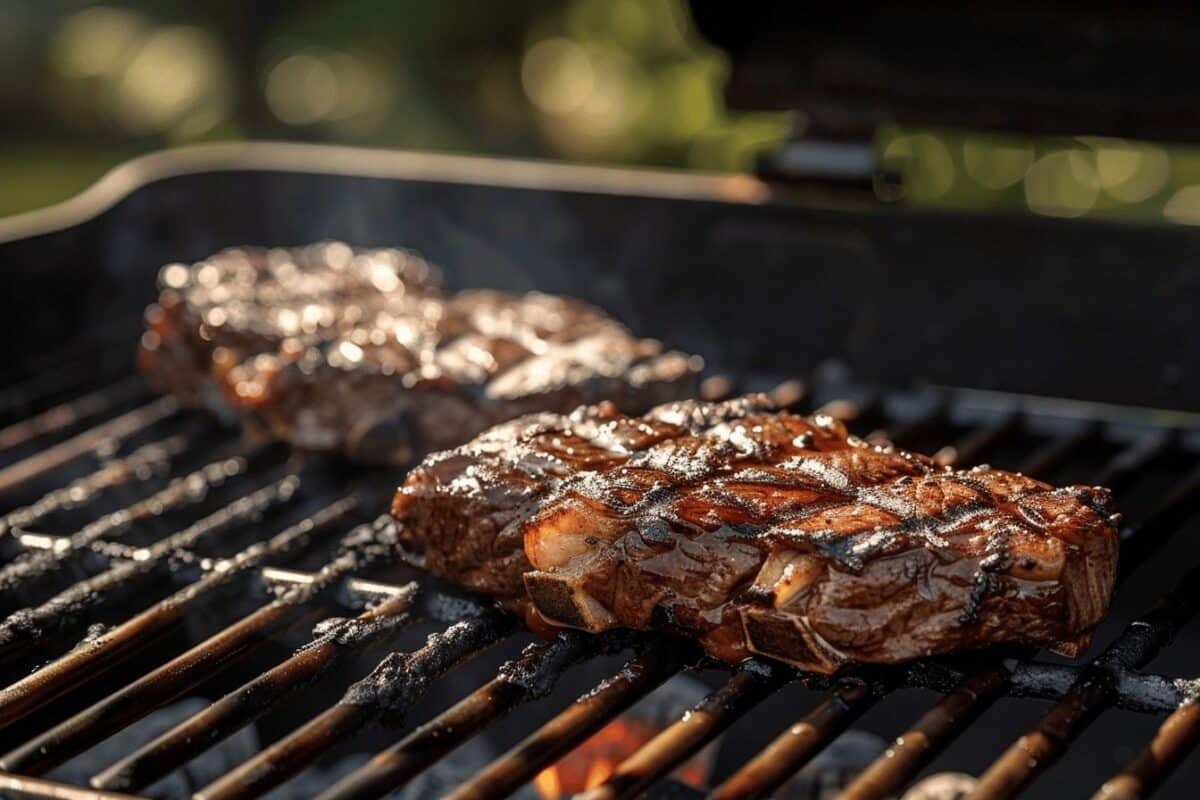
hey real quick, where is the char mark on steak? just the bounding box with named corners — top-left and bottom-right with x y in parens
top-left (139, 242), bottom-right (700, 463)
top-left (392, 395), bottom-right (1120, 672)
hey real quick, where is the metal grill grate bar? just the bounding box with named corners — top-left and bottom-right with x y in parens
top-left (0, 374), bottom-right (1196, 800)
top-left (0, 337), bottom-right (133, 425)
top-left (0, 434), bottom-right (189, 542)
top-left (0, 445), bottom-right (269, 610)
top-left (834, 444), bottom-right (1195, 800)
top-left (314, 632), bottom-right (601, 800)
top-left (0, 397), bottom-right (179, 495)
top-left (92, 581), bottom-right (418, 794)
top-left (1117, 462), bottom-right (1200, 581)
top-left (1011, 422), bottom-right (1100, 478)
top-left (0, 600), bottom-right (323, 776)
top-left (707, 421), bottom-right (1198, 800)
top-left (583, 662), bottom-right (789, 800)
top-left (0, 770), bottom-right (145, 800)
top-left (845, 665), bottom-right (1011, 800)
top-left (0, 510), bottom-right (398, 776)
top-left (258, 567), bottom-right (414, 602)
top-left (970, 552), bottom-right (1200, 798)
top-left (0, 475), bottom-right (302, 658)
top-left (710, 677), bottom-right (877, 800)
top-left (932, 411), bottom-right (1019, 467)
top-left (0, 378), bottom-right (148, 454)
top-left (702, 412), bottom-right (1022, 800)
top-left (194, 611), bottom-right (516, 800)
top-left (1092, 702), bottom-right (1200, 800)
top-left (447, 640), bottom-right (688, 800)
top-left (0, 498), bottom-right (357, 729)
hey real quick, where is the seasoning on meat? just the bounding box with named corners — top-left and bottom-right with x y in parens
top-left (392, 395), bottom-right (1120, 672)
top-left (139, 242), bottom-right (439, 413)
top-left (139, 242), bottom-right (701, 462)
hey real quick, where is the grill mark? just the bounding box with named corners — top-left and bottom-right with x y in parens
top-left (527, 410), bottom-right (1077, 600)
top-left (143, 247), bottom-right (701, 461)
top-left (396, 394), bottom-right (1119, 668)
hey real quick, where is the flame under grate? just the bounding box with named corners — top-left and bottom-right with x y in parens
top-left (0, 356), bottom-right (1198, 800)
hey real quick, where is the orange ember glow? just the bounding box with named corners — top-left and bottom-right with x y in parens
top-left (533, 765), bottom-right (562, 799)
top-left (532, 717), bottom-right (708, 799)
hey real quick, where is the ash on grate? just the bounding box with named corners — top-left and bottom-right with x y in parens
top-left (47, 697), bottom-right (258, 799)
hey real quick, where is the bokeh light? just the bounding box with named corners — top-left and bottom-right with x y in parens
top-left (50, 7), bottom-right (146, 79)
top-left (113, 27), bottom-right (229, 137)
top-left (1086, 138), bottom-right (1171, 203)
top-left (266, 52), bottom-right (338, 125)
top-left (516, 0), bottom-right (757, 164)
top-left (963, 137), bottom-right (1034, 189)
top-left (1025, 150), bottom-right (1099, 218)
top-left (1163, 186), bottom-right (1200, 225)
top-left (48, 8), bottom-right (230, 140)
top-left (265, 47), bottom-right (391, 134)
top-left (9, 0), bottom-right (1200, 224)
top-left (522, 38), bottom-right (595, 116)
top-left (883, 132), bottom-right (956, 202)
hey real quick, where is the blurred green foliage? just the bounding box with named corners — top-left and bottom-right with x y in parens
top-left (879, 126), bottom-right (1200, 224)
top-left (3, 0), bottom-right (1200, 226)
top-left (0, 0), bottom-right (786, 216)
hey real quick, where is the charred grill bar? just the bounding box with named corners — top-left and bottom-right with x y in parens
top-left (0, 360), bottom-right (1197, 800)
top-left (711, 418), bottom-right (1187, 800)
top-left (2, 17), bottom-right (1200, 777)
top-left (312, 630), bottom-right (604, 800)
top-left (445, 641), bottom-right (689, 800)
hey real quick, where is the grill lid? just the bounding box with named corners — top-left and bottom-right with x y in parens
top-left (691, 1), bottom-right (1200, 142)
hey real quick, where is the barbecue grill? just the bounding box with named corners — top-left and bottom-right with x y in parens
top-left (2, 7), bottom-right (1200, 795)
top-left (0, 143), bottom-right (1197, 800)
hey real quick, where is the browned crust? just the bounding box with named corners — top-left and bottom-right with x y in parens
top-left (393, 395), bottom-right (1120, 671)
top-left (139, 244), bottom-right (701, 462)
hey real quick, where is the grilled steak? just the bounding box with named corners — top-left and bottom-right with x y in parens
top-left (392, 395), bottom-right (1120, 672)
top-left (139, 242), bottom-right (440, 412)
top-left (139, 242), bottom-right (700, 462)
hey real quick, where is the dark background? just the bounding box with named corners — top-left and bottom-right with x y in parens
top-left (4, 0), bottom-right (1200, 225)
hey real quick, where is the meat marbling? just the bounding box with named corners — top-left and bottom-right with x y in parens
top-left (139, 242), bottom-right (700, 462)
top-left (392, 395), bottom-right (1120, 672)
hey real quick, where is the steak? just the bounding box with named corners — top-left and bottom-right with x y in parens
top-left (139, 242), bottom-right (440, 412)
top-left (392, 395), bottom-right (1120, 672)
top-left (139, 242), bottom-right (700, 462)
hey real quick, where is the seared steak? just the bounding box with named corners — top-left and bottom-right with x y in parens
top-left (392, 395), bottom-right (1120, 672)
top-left (139, 242), bottom-right (439, 412)
top-left (139, 242), bottom-right (700, 462)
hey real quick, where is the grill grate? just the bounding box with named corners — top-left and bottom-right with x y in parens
top-left (0, 362), bottom-right (1197, 800)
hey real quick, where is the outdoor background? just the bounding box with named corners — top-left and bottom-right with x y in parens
top-left (4, 0), bottom-right (1200, 225)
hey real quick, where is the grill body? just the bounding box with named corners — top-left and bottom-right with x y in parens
top-left (2, 143), bottom-right (1198, 410)
top-left (0, 144), bottom-right (1198, 800)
